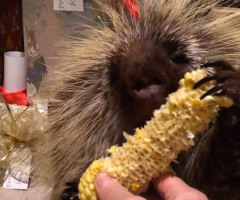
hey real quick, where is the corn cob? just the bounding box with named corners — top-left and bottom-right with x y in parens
top-left (78, 69), bottom-right (233, 200)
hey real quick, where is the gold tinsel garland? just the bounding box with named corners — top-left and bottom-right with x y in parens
top-left (0, 101), bottom-right (48, 184)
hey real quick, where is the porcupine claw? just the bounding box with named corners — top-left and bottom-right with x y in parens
top-left (194, 60), bottom-right (240, 104)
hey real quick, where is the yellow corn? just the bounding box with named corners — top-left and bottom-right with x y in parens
top-left (78, 69), bottom-right (233, 200)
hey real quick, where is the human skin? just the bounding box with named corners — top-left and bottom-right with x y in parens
top-left (95, 173), bottom-right (208, 200)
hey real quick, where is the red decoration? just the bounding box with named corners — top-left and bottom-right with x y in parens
top-left (0, 86), bottom-right (29, 106)
top-left (122, 0), bottom-right (139, 19)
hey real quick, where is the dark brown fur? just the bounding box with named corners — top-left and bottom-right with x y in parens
top-left (36, 1), bottom-right (240, 200)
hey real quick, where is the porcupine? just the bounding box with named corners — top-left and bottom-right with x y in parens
top-left (37, 0), bottom-right (240, 200)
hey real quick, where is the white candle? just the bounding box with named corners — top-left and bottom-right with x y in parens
top-left (4, 51), bottom-right (26, 93)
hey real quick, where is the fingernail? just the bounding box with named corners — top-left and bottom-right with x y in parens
top-left (95, 173), bottom-right (116, 189)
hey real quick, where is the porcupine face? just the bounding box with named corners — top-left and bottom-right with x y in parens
top-left (106, 1), bottom-right (205, 129)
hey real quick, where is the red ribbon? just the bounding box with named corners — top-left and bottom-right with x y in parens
top-left (0, 86), bottom-right (29, 106)
top-left (122, 0), bottom-right (139, 19)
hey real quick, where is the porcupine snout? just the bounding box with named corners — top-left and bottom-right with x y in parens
top-left (109, 40), bottom-right (182, 129)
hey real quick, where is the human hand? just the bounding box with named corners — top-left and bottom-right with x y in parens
top-left (94, 173), bottom-right (208, 200)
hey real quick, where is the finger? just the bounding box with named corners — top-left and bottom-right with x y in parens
top-left (95, 173), bottom-right (145, 200)
top-left (153, 174), bottom-right (208, 200)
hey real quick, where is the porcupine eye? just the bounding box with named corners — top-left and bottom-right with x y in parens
top-left (171, 54), bottom-right (190, 64)
top-left (165, 41), bottom-right (191, 65)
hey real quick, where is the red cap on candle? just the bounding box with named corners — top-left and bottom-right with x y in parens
top-left (0, 86), bottom-right (29, 106)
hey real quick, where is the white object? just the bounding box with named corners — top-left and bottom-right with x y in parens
top-left (3, 146), bottom-right (32, 190)
top-left (3, 170), bottom-right (29, 190)
top-left (53, 0), bottom-right (84, 11)
top-left (4, 51), bottom-right (26, 93)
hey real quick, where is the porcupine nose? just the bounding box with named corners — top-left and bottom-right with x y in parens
top-left (114, 41), bottom-right (173, 125)
top-left (119, 57), bottom-right (170, 128)
top-left (120, 56), bottom-right (168, 102)
top-left (111, 41), bottom-right (175, 129)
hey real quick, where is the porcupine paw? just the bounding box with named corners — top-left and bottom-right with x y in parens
top-left (193, 60), bottom-right (240, 104)
top-left (61, 182), bottom-right (79, 200)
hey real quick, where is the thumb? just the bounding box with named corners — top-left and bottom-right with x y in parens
top-left (153, 174), bottom-right (208, 200)
top-left (95, 173), bottom-right (145, 200)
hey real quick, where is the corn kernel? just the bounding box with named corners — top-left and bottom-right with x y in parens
top-left (131, 182), bottom-right (140, 191)
top-left (193, 99), bottom-right (202, 106)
